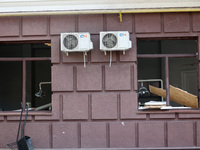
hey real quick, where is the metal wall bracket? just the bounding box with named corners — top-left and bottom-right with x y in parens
top-left (119, 12), bottom-right (122, 23)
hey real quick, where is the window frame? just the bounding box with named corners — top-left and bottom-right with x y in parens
top-left (137, 39), bottom-right (199, 110)
top-left (0, 41), bottom-right (52, 113)
top-left (0, 57), bottom-right (51, 110)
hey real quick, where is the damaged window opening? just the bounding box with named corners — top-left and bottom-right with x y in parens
top-left (0, 42), bottom-right (51, 111)
top-left (137, 39), bottom-right (198, 110)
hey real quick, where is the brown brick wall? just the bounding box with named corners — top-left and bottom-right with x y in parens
top-left (0, 13), bottom-right (200, 149)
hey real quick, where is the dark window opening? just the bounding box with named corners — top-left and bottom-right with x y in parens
top-left (0, 43), bottom-right (51, 111)
top-left (137, 39), bottom-right (198, 110)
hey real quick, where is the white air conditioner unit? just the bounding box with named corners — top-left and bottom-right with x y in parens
top-left (60, 32), bottom-right (93, 53)
top-left (60, 32), bottom-right (93, 67)
top-left (100, 31), bottom-right (132, 67)
top-left (100, 31), bottom-right (132, 51)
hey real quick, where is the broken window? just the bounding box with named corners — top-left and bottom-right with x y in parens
top-left (137, 39), bottom-right (198, 110)
top-left (0, 42), bottom-right (51, 111)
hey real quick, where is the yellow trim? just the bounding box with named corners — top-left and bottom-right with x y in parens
top-left (0, 7), bottom-right (200, 17)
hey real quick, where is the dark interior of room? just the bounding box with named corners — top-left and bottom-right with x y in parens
top-left (0, 43), bottom-right (51, 111)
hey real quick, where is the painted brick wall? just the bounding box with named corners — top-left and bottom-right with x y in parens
top-left (0, 13), bottom-right (200, 149)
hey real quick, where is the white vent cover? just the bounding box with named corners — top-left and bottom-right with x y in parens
top-left (63, 34), bottom-right (78, 50)
top-left (102, 33), bottom-right (117, 48)
top-left (61, 32), bottom-right (93, 52)
top-left (100, 31), bottom-right (132, 51)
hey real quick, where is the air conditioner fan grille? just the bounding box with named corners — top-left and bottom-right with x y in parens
top-left (102, 33), bottom-right (117, 48)
top-left (63, 35), bottom-right (78, 50)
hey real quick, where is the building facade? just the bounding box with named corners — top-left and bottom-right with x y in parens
top-left (0, 1), bottom-right (200, 149)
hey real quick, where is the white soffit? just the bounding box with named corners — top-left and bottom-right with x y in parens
top-left (0, 0), bottom-right (200, 16)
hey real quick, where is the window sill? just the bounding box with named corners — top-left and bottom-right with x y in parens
top-left (0, 111), bottom-right (52, 116)
top-left (137, 108), bottom-right (200, 114)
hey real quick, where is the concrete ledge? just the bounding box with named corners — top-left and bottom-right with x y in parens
top-left (2, 148), bottom-right (200, 150)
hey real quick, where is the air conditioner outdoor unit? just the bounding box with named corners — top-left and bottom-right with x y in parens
top-left (100, 31), bottom-right (132, 51)
top-left (60, 32), bottom-right (93, 54)
top-left (60, 32), bottom-right (93, 67)
top-left (100, 31), bottom-right (132, 67)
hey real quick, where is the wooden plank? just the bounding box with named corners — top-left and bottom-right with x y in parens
top-left (149, 85), bottom-right (198, 108)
